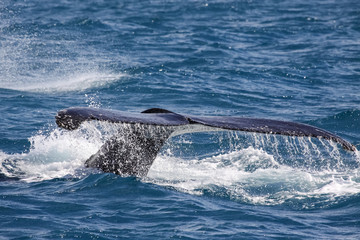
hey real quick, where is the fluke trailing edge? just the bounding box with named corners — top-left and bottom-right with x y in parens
top-left (56, 107), bottom-right (357, 177)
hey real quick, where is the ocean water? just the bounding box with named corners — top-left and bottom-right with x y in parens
top-left (1, 0), bottom-right (360, 239)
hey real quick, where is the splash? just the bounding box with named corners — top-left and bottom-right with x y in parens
top-left (1, 122), bottom-right (359, 208)
top-left (146, 131), bottom-right (360, 207)
top-left (0, 70), bottom-right (125, 92)
top-left (147, 147), bottom-right (360, 208)
top-left (0, 9), bottom-right (126, 93)
top-left (0, 28), bottom-right (126, 93)
top-left (0, 122), bottom-right (115, 182)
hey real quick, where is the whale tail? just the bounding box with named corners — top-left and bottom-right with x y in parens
top-left (56, 107), bottom-right (357, 177)
top-left (85, 125), bottom-right (173, 177)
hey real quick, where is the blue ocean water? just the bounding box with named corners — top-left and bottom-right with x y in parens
top-left (1, 0), bottom-right (360, 239)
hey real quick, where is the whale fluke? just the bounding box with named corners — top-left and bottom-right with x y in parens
top-left (56, 107), bottom-right (357, 176)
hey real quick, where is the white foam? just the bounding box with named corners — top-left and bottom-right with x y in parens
top-left (313, 171), bottom-right (360, 195)
top-left (147, 147), bottom-right (282, 194)
top-left (146, 146), bottom-right (360, 206)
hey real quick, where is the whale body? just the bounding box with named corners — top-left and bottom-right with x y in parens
top-left (56, 107), bottom-right (356, 177)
